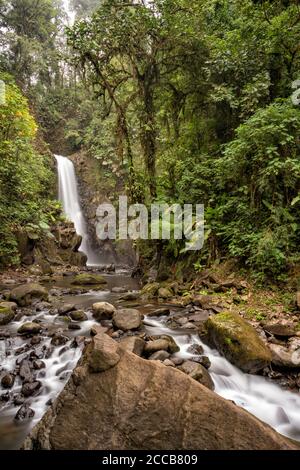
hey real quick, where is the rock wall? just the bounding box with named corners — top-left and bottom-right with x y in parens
top-left (69, 151), bottom-right (137, 267)
top-left (15, 221), bottom-right (87, 271)
top-left (22, 332), bottom-right (296, 450)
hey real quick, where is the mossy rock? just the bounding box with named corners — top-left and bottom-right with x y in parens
top-left (71, 274), bottom-right (107, 286)
top-left (205, 312), bottom-right (271, 373)
top-left (9, 283), bottom-right (48, 307)
top-left (141, 282), bottom-right (160, 298)
top-left (0, 306), bottom-right (15, 325)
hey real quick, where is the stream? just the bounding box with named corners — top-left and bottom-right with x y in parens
top-left (1, 154), bottom-right (300, 449)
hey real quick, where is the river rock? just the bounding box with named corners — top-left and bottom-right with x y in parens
top-left (19, 360), bottom-right (33, 382)
top-left (22, 333), bottom-right (296, 450)
top-left (191, 355), bottom-right (211, 369)
top-left (269, 343), bottom-right (300, 368)
top-left (148, 350), bottom-right (170, 361)
top-left (146, 339), bottom-right (170, 356)
top-left (1, 373), bottom-right (15, 389)
top-left (147, 307), bottom-right (170, 317)
top-left (111, 287), bottom-right (127, 293)
top-left (263, 322), bottom-right (297, 338)
top-left (92, 302), bottom-right (116, 320)
top-left (119, 336), bottom-right (145, 356)
top-left (58, 303), bottom-right (76, 315)
top-left (187, 344), bottom-right (204, 355)
top-left (112, 308), bottom-right (142, 331)
top-left (69, 310), bottom-right (88, 322)
top-left (51, 333), bottom-right (69, 346)
top-left (120, 292), bottom-right (140, 301)
top-left (18, 322), bottom-right (42, 335)
top-left (22, 381), bottom-right (42, 397)
top-left (0, 301), bottom-right (17, 311)
top-left (158, 287), bottom-right (173, 299)
top-left (9, 283), bottom-right (48, 306)
top-left (71, 274), bottom-right (107, 285)
top-left (178, 360), bottom-right (214, 390)
top-left (89, 333), bottom-right (120, 372)
top-left (15, 403), bottom-right (35, 421)
top-left (205, 312), bottom-right (271, 373)
top-left (0, 306), bottom-right (15, 325)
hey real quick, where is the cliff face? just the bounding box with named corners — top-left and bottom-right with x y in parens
top-left (69, 151), bottom-right (137, 267)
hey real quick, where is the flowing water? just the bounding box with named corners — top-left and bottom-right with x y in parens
top-left (1, 155), bottom-right (300, 448)
top-left (54, 154), bottom-right (102, 266)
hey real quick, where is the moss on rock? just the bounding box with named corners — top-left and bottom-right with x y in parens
top-left (205, 312), bottom-right (271, 373)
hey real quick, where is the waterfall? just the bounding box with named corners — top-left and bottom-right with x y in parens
top-left (54, 154), bottom-right (100, 265)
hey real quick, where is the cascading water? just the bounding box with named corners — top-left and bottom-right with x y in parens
top-left (54, 155), bottom-right (101, 266)
top-left (144, 316), bottom-right (300, 442)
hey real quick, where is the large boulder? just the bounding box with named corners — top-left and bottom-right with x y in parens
top-left (92, 302), bottom-right (116, 321)
top-left (112, 308), bottom-right (142, 331)
top-left (22, 333), bottom-right (296, 450)
top-left (9, 283), bottom-right (48, 307)
top-left (205, 312), bottom-right (271, 373)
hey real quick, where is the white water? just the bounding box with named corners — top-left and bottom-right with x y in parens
top-left (144, 316), bottom-right (300, 442)
top-left (54, 155), bottom-right (100, 265)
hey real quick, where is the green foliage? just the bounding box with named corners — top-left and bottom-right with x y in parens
top-left (0, 74), bottom-right (57, 266)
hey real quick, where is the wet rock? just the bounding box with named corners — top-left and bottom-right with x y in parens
top-left (45, 346), bottom-right (54, 358)
top-left (18, 322), bottom-right (42, 335)
top-left (51, 333), bottom-right (69, 347)
top-left (22, 380), bottom-right (42, 397)
top-left (205, 312), bottom-right (271, 373)
top-left (178, 360), bottom-right (214, 390)
top-left (171, 356), bottom-right (184, 366)
top-left (0, 306), bottom-right (15, 325)
top-left (71, 274), bottom-right (107, 285)
top-left (15, 403), bottom-right (35, 421)
top-left (159, 335), bottom-right (180, 354)
top-left (9, 283), bottom-right (48, 307)
top-left (58, 303), bottom-right (76, 315)
top-left (263, 322), bottom-right (297, 338)
top-left (191, 356), bottom-right (211, 369)
top-left (120, 292), bottom-right (140, 301)
top-left (119, 336), bottom-right (145, 356)
top-left (144, 339), bottom-right (170, 355)
top-left (112, 308), bottom-right (142, 331)
top-left (92, 302), bottom-right (116, 321)
top-left (269, 343), bottom-right (300, 368)
top-left (19, 360), bottom-right (33, 383)
top-left (68, 323), bottom-right (81, 331)
top-left (21, 333), bottom-right (295, 451)
top-left (158, 287), bottom-right (173, 299)
top-left (187, 344), bottom-right (204, 355)
top-left (1, 373), bottom-right (15, 389)
top-left (147, 308), bottom-right (170, 317)
top-left (30, 336), bottom-right (42, 346)
top-left (33, 360), bottom-right (45, 370)
top-left (148, 350), bottom-right (170, 361)
top-left (69, 310), bottom-right (88, 322)
top-left (13, 395), bottom-right (25, 406)
top-left (0, 392), bottom-right (10, 402)
top-left (35, 301), bottom-right (52, 312)
top-left (89, 333), bottom-right (120, 373)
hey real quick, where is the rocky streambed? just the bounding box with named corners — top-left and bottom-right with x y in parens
top-left (1, 268), bottom-right (300, 449)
